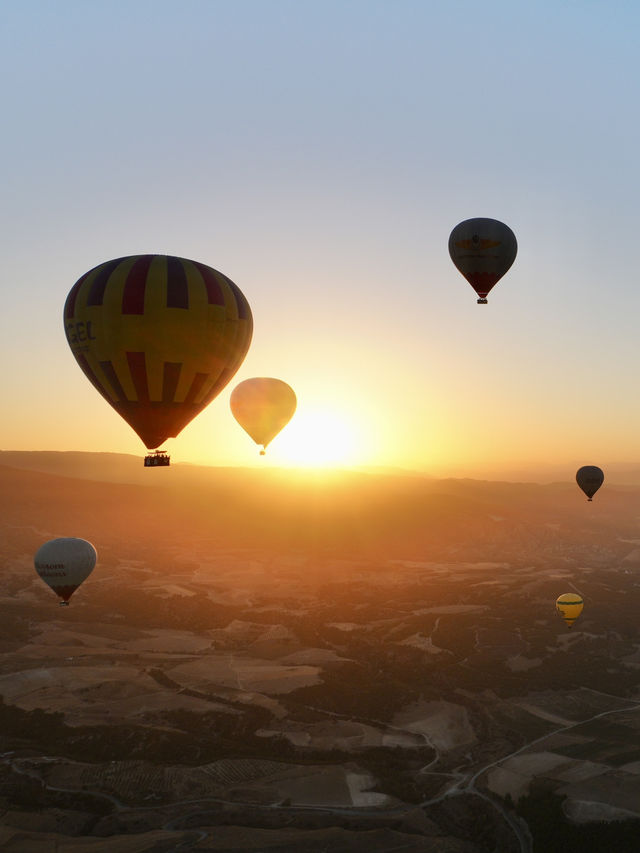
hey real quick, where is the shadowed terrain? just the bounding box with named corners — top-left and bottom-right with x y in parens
top-left (0, 452), bottom-right (639, 851)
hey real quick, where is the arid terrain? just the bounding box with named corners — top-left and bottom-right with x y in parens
top-left (0, 452), bottom-right (639, 851)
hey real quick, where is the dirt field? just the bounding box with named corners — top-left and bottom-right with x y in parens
top-left (167, 654), bottom-right (322, 694)
top-left (391, 700), bottom-right (476, 751)
top-left (0, 663), bottom-right (231, 724)
top-left (485, 743), bottom-right (640, 820)
top-left (0, 827), bottom-right (201, 852)
top-left (397, 632), bottom-right (446, 654)
top-left (256, 719), bottom-right (424, 751)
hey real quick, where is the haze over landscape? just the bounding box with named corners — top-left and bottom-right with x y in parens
top-left (2, 1), bottom-right (640, 851)
top-left (1, 452), bottom-right (640, 851)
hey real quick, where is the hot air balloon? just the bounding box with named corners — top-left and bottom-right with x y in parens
top-left (448, 218), bottom-right (517, 303)
top-left (576, 465), bottom-right (604, 501)
top-left (34, 538), bottom-right (97, 606)
top-left (64, 255), bottom-right (253, 465)
top-left (556, 593), bottom-right (583, 629)
top-left (230, 378), bottom-right (297, 455)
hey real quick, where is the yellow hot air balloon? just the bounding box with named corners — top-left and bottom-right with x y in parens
top-left (230, 378), bottom-right (297, 455)
top-left (64, 255), bottom-right (253, 463)
top-left (34, 538), bottom-right (97, 606)
top-left (556, 593), bottom-right (583, 629)
top-left (448, 218), bottom-right (517, 304)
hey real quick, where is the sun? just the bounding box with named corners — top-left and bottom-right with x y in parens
top-left (268, 407), bottom-right (362, 468)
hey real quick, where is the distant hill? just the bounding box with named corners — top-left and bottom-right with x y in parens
top-left (4, 450), bottom-right (640, 487)
top-left (2, 451), bottom-right (640, 560)
top-left (0, 450), bottom-right (164, 485)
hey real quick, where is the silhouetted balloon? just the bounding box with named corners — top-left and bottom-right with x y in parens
top-left (64, 255), bottom-right (253, 450)
top-left (556, 593), bottom-right (583, 629)
top-left (34, 538), bottom-right (97, 606)
top-left (231, 378), bottom-right (297, 455)
top-left (448, 218), bottom-right (517, 304)
top-left (576, 465), bottom-right (604, 501)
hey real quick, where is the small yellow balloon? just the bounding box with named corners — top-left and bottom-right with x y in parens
top-left (556, 593), bottom-right (583, 629)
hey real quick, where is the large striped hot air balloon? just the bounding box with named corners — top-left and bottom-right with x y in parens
top-left (231, 378), bottom-right (297, 455)
top-left (34, 538), bottom-right (97, 606)
top-left (448, 218), bottom-right (517, 304)
top-left (64, 255), bottom-right (253, 457)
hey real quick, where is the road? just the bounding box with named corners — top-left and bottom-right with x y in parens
top-left (418, 695), bottom-right (640, 853)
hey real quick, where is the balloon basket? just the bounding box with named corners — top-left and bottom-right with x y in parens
top-left (59, 601), bottom-right (70, 607)
top-left (144, 450), bottom-right (171, 467)
top-left (477, 298), bottom-right (488, 304)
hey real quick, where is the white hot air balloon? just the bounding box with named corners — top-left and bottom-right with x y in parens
top-left (34, 538), bottom-right (97, 606)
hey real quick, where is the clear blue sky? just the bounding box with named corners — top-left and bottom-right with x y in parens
top-left (1, 1), bottom-right (639, 478)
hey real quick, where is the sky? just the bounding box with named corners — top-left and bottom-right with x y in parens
top-left (2, 0), bottom-right (640, 479)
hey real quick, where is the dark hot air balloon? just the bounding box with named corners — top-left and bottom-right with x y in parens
top-left (448, 218), bottom-right (517, 304)
top-left (576, 465), bottom-right (604, 501)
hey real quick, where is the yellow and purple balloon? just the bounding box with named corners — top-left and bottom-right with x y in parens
top-left (64, 255), bottom-right (253, 452)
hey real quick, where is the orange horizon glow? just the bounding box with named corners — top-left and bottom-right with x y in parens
top-left (262, 407), bottom-right (363, 468)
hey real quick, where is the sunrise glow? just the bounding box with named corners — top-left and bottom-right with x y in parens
top-left (269, 408), bottom-right (362, 468)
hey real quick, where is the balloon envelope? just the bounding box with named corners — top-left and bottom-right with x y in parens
top-left (556, 593), bottom-right (583, 629)
top-left (64, 255), bottom-right (253, 449)
top-left (230, 378), bottom-right (297, 452)
top-left (576, 465), bottom-right (604, 501)
top-left (448, 218), bottom-right (517, 303)
top-left (34, 538), bottom-right (97, 604)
